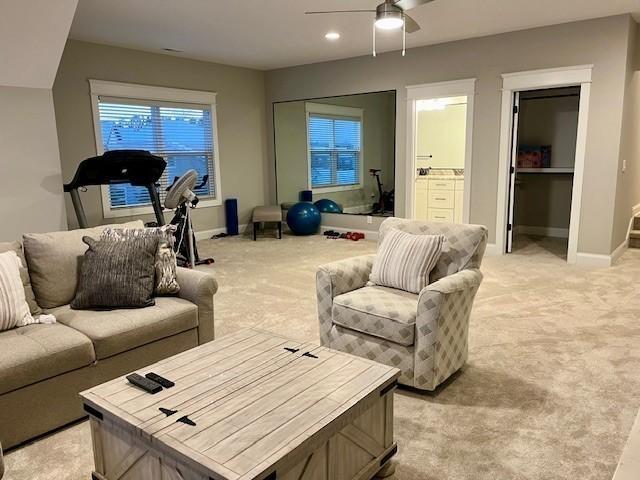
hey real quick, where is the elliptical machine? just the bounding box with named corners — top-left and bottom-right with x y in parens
top-left (165, 170), bottom-right (214, 268)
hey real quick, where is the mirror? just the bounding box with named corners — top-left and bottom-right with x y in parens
top-left (274, 90), bottom-right (396, 217)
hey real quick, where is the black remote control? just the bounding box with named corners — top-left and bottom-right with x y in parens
top-left (127, 373), bottom-right (162, 394)
top-left (145, 372), bottom-right (175, 388)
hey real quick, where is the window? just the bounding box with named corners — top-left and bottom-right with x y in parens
top-left (306, 103), bottom-right (362, 192)
top-left (90, 80), bottom-right (221, 218)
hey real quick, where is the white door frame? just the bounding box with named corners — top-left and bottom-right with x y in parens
top-left (405, 78), bottom-right (476, 223)
top-left (495, 65), bottom-right (592, 264)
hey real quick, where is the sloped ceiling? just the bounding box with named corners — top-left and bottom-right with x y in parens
top-left (0, 0), bottom-right (79, 88)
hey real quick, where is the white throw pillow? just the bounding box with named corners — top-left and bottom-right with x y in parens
top-left (0, 250), bottom-right (34, 330)
top-left (370, 228), bottom-right (445, 294)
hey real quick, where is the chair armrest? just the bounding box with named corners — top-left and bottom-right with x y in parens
top-left (316, 254), bottom-right (376, 344)
top-left (176, 267), bottom-right (218, 344)
top-left (413, 268), bottom-right (483, 389)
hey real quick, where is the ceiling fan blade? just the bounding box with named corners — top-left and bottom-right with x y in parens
top-left (404, 13), bottom-right (420, 33)
top-left (394, 0), bottom-right (434, 11)
top-left (305, 10), bottom-right (375, 14)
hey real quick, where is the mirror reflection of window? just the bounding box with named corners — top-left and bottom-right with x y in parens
top-left (273, 91), bottom-right (396, 217)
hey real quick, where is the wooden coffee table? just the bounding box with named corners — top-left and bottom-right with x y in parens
top-left (81, 328), bottom-right (400, 480)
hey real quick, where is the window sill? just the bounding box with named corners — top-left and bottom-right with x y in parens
top-left (312, 184), bottom-right (362, 194)
top-left (104, 197), bottom-right (222, 219)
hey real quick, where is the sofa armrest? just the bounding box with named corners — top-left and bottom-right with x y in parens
top-left (316, 254), bottom-right (376, 345)
top-left (413, 268), bottom-right (483, 389)
top-left (176, 267), bottom-right (218, 344)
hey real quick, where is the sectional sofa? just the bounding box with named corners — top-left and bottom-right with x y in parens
top-left (0, 221), bottom-right (218, 449)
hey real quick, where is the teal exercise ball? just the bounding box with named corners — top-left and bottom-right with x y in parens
top-left (286, 202), bottom-right (321, 235)
top-left (314, 198), bottom-right (343, 214)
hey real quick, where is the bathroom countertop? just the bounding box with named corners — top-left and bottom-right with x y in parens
top-left (416, 174), bottom-right (464, 180)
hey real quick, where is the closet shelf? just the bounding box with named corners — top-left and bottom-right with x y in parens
top-left (517, 168), bottom-right (574, 174)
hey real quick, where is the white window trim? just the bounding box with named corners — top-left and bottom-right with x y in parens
top-left (89, 79), bottom-right (223, 219)
top-left (305, 102), bottom-right (364, 194)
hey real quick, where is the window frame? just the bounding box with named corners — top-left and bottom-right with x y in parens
top-left (305, 102), bottom-right (364, 194)
top-left (89, 79), bottom-right (222, 219)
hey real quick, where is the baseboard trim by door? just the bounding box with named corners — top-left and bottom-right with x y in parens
top-left (484, 243), bottom-right (501, 256)
top-left (575, 240), bottom-right (627, 267)
top-left (514, 225), bottom-right (569, 238)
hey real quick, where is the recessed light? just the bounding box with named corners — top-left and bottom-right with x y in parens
top-left (163, 48), bottom-right (184, 53)
top-left (325, 32), bottom-right (340, 40)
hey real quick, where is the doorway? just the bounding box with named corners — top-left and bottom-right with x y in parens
top-left (406, 79), bottom-right (475, 223)
top-left (507, 87), bottom-right (580, 259)
top-left (496, 66), bottom-right (592, 264)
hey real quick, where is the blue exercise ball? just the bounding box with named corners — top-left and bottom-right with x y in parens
top-left (286, 202), bottom-right (321, 235)
top-left (314, 198), bottom-right (343, 214)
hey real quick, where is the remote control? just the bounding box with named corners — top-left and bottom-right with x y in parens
top-left (127, 373), bottom-right (162, 394)
top-left (145, 372), bottom-right (175, 388)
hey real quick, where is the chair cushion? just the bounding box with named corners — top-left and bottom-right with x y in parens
top-left (47, 297), bottom-right (198, 359)
top-left (379, 218), bottom-right (488, 283)
top-left (22, 221), bottom-right (144, 309)
top-left (253, 206), bottom-right (283, 223)
top-left (0, 323), bottom-right (95, 395)
top-left (333, 286), bottom-right (418, 347)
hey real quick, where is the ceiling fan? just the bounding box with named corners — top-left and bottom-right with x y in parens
top-left (306, 0), bottom-right (434, 56)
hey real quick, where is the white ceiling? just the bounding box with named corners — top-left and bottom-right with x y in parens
top-left (69, 0), bottom-right (640, 71)
top-left (0, 0), bottom-right (78, 88)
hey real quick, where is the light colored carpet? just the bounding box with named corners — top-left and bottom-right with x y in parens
top-left (5, 233), bottom-right (640, 480)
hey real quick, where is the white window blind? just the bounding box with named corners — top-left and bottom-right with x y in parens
top-left (308, 113), bottom-right (362, 189)
top-left (96, 96), bottom-right (217, 209)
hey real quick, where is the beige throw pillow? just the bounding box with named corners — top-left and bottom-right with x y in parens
top-left (370, 228), bottom-right (445, 294)
top-left (0, 251), bottom-right (34, 330)
top-left (0, 241), bottom-right (42, 316)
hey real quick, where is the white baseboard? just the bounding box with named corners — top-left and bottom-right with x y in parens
top-left (484, 243), bottom-right (501, 256)
top-left (611, 239), bottom-right (628, 266)
top-left (195, 223), bottom-right (249, 240)
top-left (514, 225), bottom-right (569, 238)
top-left (321, 225), bottom-right (379, 240)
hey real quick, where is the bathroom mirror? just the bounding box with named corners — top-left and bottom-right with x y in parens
top-left (273, 90), bottom-right (396, 216)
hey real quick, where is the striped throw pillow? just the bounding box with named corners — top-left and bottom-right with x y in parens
top-left (370, 229), bottom-right (445, 294)
top-left (0, 250), bottom-right (34, 331)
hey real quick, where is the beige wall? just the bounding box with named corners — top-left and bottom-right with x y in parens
top-left (0, 87), bottom-right (67, 240)
top-left (274, 91), bottom-right (395, 213)
top-left (266, 15), bottom-right (633, 254)
top-left (53, 40), bottom-right (268, 232)
top-left (613, 18), bottom-right (640, 251)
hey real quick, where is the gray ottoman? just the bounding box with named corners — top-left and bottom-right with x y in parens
top-left (252, 205), bottom-right (283, 240)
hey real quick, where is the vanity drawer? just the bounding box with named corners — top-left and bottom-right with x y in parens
top-left (428, 190), bottom-right (454, 209)
top-left (428, 208), bottom-right (454, 222)
top-left (428, 178), bottom-right (455, 191)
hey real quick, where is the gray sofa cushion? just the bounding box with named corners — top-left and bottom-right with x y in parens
top-left (333, 285), bottom-right (418, 347)
top-left (47, 297), bottom-right (198, 359)
top-left (0, 323), bottom-right (95, 395)
top-left (22, 221), bottom-right (144, 309)
top-left (71, 236), bottom-right (158, 310)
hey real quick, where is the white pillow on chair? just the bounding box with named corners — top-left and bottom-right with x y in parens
top-left (370, 228), bottom-right (445, 294)
top-left (0, 250), bottom-right (34, 330)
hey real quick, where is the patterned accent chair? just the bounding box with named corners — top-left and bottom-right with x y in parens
top-left (316, 218), bottom-right (488, 391)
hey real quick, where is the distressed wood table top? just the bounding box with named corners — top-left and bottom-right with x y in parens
top-left (81, 328), bottom-right (400, 480)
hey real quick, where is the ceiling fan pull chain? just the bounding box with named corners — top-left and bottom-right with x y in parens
top-left (402, 20), bottom-right (406, 56)
top-left (372, 23), bottom-right (377, 57)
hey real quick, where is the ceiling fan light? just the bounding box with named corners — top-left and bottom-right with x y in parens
top-left (375, 15), bottom-right (404, 30)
